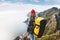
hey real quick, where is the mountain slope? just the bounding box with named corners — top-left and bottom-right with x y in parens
top-left (37, 7), bottom-right (60, 40)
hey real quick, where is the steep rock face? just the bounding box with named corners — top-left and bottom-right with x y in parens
top-left (38, 7), bottom-right (59, 35)
top-left (37, 7), bottom-right (60, 40)
top-left (55, 9), bottom-right (60, 31)
top-left (43, 14), bottom-right (57, 35)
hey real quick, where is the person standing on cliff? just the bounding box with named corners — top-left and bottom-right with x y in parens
top-left (27, 9), bottom-right (36, 40)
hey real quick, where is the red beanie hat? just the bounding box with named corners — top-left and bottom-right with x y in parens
top-left (30, 9), bottom-right (36, 15)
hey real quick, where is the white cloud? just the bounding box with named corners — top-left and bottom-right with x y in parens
top-left (1, 0), bottom-right (5, 1)
top-left (34, 0), bottom-right (39, 2)
top-left (30, 0), bottom-right (39, 2)
top-left (45, 0), bottom-right (60, 3)
top-left (44, 0), bottom-right (50, 2)
top-left (54, 0), bottom-right (60, 2)
top-left (0, 2), bottom-right (60, 40)
top-left (44, 0), bottom-right (60, 5)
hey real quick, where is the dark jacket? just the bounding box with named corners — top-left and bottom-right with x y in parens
top-left (27, 16), bottom-right (35, 34)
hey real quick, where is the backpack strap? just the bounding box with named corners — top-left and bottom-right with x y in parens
top-left (35, 24), bottom-right (40, 27)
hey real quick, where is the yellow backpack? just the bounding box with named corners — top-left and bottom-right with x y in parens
top-left (34, 17), bottom-right (47, 38)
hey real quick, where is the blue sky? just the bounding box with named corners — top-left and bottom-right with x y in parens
top-left (0, 0), bottom-right (60, 5)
